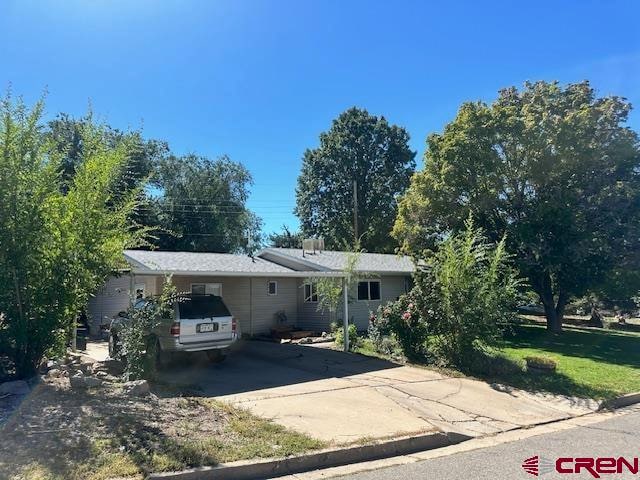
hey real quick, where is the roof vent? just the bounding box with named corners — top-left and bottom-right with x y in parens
top-left (302, 238), bottom-right (324, 256)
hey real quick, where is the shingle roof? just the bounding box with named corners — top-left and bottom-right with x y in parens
top-left (124, 250), bottom-right (297, 275)
top-left (259, 248), bottom-right (415, 274)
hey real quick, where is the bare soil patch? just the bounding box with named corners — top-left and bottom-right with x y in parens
top-left (0, 372), bottom-right (324, 480)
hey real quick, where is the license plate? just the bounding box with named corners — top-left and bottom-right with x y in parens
top-left (197, 323), bottom-right (218, 333)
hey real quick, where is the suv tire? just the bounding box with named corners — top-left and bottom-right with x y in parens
top-left (155, 341), bottom-right (173, 369)
top-left (206, 349), bottom-right (226, 363)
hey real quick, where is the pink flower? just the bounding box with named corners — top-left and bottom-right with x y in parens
top-left (408, 303), bottom-right (414, 309)
top-left (402, 311), bottom-right (411, 321)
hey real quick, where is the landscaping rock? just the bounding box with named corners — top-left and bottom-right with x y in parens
top-left (91, 359), bottom-right (124, 376)
top-left (0, 380), bottom-right (30, 396)
top-left (298, 337), bottom-right (313, 344)
top-left (84, 376), bottom-right (103, 388)
top-left (123, 380), bottom-right (150, 396)
top-left (69, 373), bottom-right (102, 389)
top-left (47, 369), bottom-right (65, 378)
top-left (76, 363), bottom-right (92, 374)
top-left (312, 336), bottom-right (334, 343)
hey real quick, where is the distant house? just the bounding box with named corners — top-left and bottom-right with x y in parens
top-left (87, 247), bottom-right (414, 336)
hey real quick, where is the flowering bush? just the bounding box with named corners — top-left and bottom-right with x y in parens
top-left (370, 291), bottom-right (428, 360)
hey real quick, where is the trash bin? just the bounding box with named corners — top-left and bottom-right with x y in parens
top-left (76, 327), bottom-right (88, 350)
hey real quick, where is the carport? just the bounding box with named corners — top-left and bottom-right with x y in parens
top-left (89, 250), bottom-right (353, 349)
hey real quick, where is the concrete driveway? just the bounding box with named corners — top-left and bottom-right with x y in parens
top-left (157, 341), bottom-right (598, 443)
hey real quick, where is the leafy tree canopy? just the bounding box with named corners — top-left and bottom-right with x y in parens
top-left (0, 95), bottom-right (149, 377)
top-left (268, 225), bottom-right (302, 248)
top-left (47, 112), bottom-right (168, 193)
top-left (394, 81), bottom-right (640, 331)
top-left (46, 114), bottom-right (261, 254)
top-left (149, 154), bottom-right (261, 253)
top-left (295, 107), bottom-right (415, 252)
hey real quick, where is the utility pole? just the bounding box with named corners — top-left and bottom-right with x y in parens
top-left (353, 179), bottom-right (358, 245)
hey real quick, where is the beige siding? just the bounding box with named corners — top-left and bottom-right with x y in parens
top-left (87, 274), bottom-right (157, 335)
top-left (250, 277), bottom-right (298, 333)
top-left (91, 272), bottom-right (409, 337)
top-left (347, 275), bottom-right (407, 330)
top-left (170, 275), bottom-right (252, 334)
top-left (297, 281), bottom-right (333, 332)
top-left (167, 275), bottom-right (298, 336)
top-left (297, 275), bottom-right (409, 332)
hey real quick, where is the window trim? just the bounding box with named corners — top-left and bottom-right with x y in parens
top-left (190, 282), bottom-right (222, 296)
top-left (268, 280), bottom-right (278, 296)
top-left (404, 276), bottom-right (413, 293)
top-left (357, 279), bottom-right (382, 301)
top-left (304, 283), bottom-right (318, 303)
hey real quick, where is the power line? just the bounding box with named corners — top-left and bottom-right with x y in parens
top-left (143, 199), bottom-right (296, 205)
top-left (136, 204), bottom-right (295, 210)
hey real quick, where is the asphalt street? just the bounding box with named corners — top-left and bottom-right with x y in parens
top-left (338, 408), bottom-right (640, 480)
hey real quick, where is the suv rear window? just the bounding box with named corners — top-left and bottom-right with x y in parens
top-left (177, 295), bottom-right (231, 319)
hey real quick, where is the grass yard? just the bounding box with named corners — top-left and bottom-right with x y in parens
top-left (497, 324), bottom-right (640, 400)
top-left (355, 323), bottom-right (640, 401)
top-left (0, 374), bottom-right (325, 480)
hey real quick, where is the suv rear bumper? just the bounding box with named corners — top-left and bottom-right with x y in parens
top-left (159, 334), bottom-right (238, 353)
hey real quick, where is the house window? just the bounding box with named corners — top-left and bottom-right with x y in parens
top-left (134, 283), bottom-right (146, 300)
top-left (304, 283), bottom-right (318, 302)
top-left (191, 283), bottom-right (222, 296)
top-left (404, 276), bottom-right (414, 293)
top-left (268, 281), bottom-right (278, 296)
top-left (357, 280), bottom-right (381, 301)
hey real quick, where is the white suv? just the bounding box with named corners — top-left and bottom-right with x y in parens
top-left (109, 294), bottom-right (239, 367)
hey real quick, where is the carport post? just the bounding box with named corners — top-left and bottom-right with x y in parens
top-left (342, 276), bottom-right (349, 352)
top-left (129, 272), bottom-right (135, 306)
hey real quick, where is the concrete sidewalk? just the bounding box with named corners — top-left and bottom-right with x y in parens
top-left (159, 341), bottom-right (599, 443)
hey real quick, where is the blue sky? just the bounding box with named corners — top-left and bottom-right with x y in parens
top-left (1, 0), bottom-right (639, 235)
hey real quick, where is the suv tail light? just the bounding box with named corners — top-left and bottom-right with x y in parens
top-left (169, 322), bottom-right (180, 336)
top-left (231, 317), bottom-right (237, 333)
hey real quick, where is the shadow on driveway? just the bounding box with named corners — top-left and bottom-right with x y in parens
top-left (156, 340), bottom-right (400, 397)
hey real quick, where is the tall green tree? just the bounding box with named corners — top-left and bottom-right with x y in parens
top-left (394, 81), bottom-right (640, 332)
top-left (46, 112), bottom-right (168, 193)
top-left (47, 115), bottom-right (262, 253)
top-left (150, 154), bottom-right (261, 253)
top-left (268, 225), bottom-right (302, 248)
top-left (295, 107), bottom-right (415, 252)
top-left (0, 95), bottom-right (149, 377)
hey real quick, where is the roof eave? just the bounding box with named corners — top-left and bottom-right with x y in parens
top-left (356, 270), bottom-right (414, 275)
top-left (130, 269), bottom-right (346, 278)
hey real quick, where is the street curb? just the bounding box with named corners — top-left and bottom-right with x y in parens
top-left (148, 431), bottom-right (471, 480)
top-left (599, 392), bottom-right (640, 411)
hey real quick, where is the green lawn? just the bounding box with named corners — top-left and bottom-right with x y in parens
top-left (355, 324), bottom-right (640, 400)
top-left (498, 324), bottom-right (640, 400)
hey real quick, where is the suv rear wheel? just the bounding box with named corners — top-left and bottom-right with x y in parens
top-left (155, 341), bottom-right (173, 369)
top-left (206, 349), bottom-right (226, 363)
